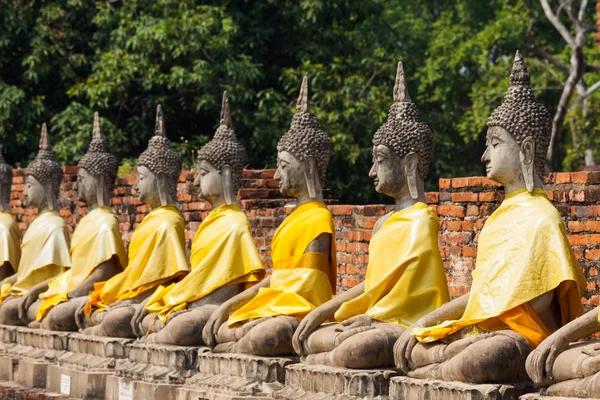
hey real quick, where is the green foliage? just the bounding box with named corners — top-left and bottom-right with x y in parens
top-left (1, 0), bottom-right (598, 202)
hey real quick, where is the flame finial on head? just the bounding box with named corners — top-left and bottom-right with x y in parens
top-left (39, 123), bottom-right (50, 150)
top-left (155, 105), bottom-right (165, 137)
top-left (509, 50), bottom-right (530, 86)
top-left (92, 112), bottom-right (102, 140)
top-left (220, 91), bottom-right (232, 128)
top-left (296, 76), bottom-right (309, 112)
top-left (393, 62), bottom-right (411, 103)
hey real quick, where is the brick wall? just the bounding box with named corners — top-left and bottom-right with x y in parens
top-left (9, 168), bottom-right (600, 310)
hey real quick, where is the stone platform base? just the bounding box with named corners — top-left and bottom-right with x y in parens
top-left (275, 363), bottom-right (398, 399)
top-left (177, 352), bottom-right (297, 400)
top-left (389, 376), bottom-right (536, 400)
top-left (0, 380), bottom-right (69, 399)
top-left (106, 375), bottom-right (183, 400)
top-left (520, 393), bottom-right (600, 400)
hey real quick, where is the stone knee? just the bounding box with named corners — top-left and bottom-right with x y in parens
top-left (441, 332), bottom-right (532, 383)
top-left (98, 307), bottom-right (136, 338)
top-left (26, 299), bottom-right (43, 323)
top-left (42, 302), bottom-right (79, 331)
top-left (330, 328), bottom-right (401, 369)
top-left (163, 313), bottom-right (211, 346)
top-left (0, 297), bottom-right (23, 326)
top-left (142, 313), bottom-right (160, 334)
top-left (244, 316), bottom-right (299, 356)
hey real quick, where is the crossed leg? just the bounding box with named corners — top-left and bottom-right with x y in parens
top-left (215, 316), bottom-right (300, 356)
top-left (144, 305), bottom-right (219, 345)
top-left (82, 306), bottom-right (137, 338)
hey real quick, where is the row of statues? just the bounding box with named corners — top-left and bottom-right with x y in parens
top-left (0, 51), bottom-right (597, 398)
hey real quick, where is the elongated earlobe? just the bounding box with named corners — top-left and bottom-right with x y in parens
top-left (404, 152), bottom-right (419, 200)
top-left (96, 174), bottom-right (106, 207)
top-left (44, 181), bottom-right (55, 211)
top-left (520, 137), bottom-right (535, 193)
top-left (304, 157), bottom-right (317, 199)
top-left (157, 173), bottom-right (168, 206)
top-left (221, 166), bottom-right (233, 205)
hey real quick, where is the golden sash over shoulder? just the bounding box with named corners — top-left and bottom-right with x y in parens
top-left (145, 203), bottom-right (265, 322)
top-left (85, 205), bottom-right (189, 315)
top-left (0, 211), bottom-right (20, 273)
top-left (335, 202), bottom-right (449, 327)
top-left (412, 189), bottom-right (585, 347)
top-left (8, 210), bottom-right (71, 297)
top-left (227, 200), bottom-right (336, 325)
top-left (36, 206), bottom-right (127, 320)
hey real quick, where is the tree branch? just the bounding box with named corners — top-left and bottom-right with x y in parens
top-left (585, 64), bottom-right (600, 72)
top-left (578, 0), bottom-right (588, 22)
top-left (528, 43), bottom-right (570, 73)
top-left (540, 0), bottom-right (576, 47)
top-left (584, 80), bottom-right (600, 97)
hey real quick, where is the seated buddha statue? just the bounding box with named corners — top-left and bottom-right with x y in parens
top-left (393, 51), bottom-right (587, 383)
top-left (291, 62), bottom-right (449, 369)
top-left (202, 76), bottom-right (337, 356)
top-left (23, 113), bottom-right (127, 331)
top-left (130, 92), bottom-right (266, 345)
top-left (75, 106), bottom-right (189, 338)
top-left (0, 124), bottom-right (71, 325)
top-left (0, 147), bottom-right (21, 282)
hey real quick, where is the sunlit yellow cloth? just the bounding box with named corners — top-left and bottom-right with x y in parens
top-left (0, 211), bottom-right (21, 274)
top-left (412, 188), bottom-right (586, 348)
top-left (84, 205), bottom-right (189, 316)
top-left (145, 203), bottom-right (265, 322)
top-left (35, 206), bottom-right (127, 320)
top-left (227, 200), bottom-right (336, 326)
top-left (4, 210), bottom-right (71, 300)
top-left (335, 202), bottom-right (449, 327)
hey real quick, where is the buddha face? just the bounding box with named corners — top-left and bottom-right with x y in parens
top-left (274, 151), bottom-right (307, 198)
top-left (25, 175), bottom-right (46, 209)
top-left (194, 160), bottom-right (223, 201)
top-left (133, 166), bottom-right (160, 206)
top-left (481, 126), bottom-right (523, 185)
top-left (369, 145), bottom-right (405, 197)
top-left (75, 168), bottom-right (97, 205)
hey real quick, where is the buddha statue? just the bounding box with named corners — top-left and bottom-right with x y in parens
top-left (393, 51), bottom-right (587, 383)
top-left (0, 124), bottom-right (71, 325)
top-left (291, 62), bottom-right (449, 369)
top-left (202, 77), bottom-right (337, 356)
top-left (130, 92), bottom-right (266, 345)
top-left (0, 147), bottom-right (20, 282)
top-left (75, 105), bottom-right (189, 338)
top-left (22, 113), bottom-right (127, 331)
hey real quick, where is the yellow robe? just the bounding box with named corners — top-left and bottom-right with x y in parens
top-left (412, 188), bottom-right (586, 347)
top-left (227, 200), bottom-right (336, 326)
top-left (84, 205), bottom-right (189, 315)
top-left (0, 211), bottom-right (21, 274)
top-left (145, 203), bottom-right (265, 322)
top-left (335, 202), bottom-right (449, 327)
top-left (36, 206), bottom-right (127, 320)
top-left (5, 210), bottom-right (71, 299)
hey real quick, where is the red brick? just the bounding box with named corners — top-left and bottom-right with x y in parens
top-left (463, 246), bottom-right (477, 258)
top-left (555, 172), bottom-right (571, 184)
top-left (585, 249), bottom-right (600, 260)
top-left (425, 192), bottom-right (439, 204)
top-left (568, 221), bottom-right (600, 233)
top-left (478, 192), bottom-right (495, 202)
top-left (437, 205), bottom-right (466, 218)
top-left (466, 205), bottom-right (479, 216)
top-left (451, 192), bottom-right (478, 203)
top-left (330, 205), bottom-right (352, 215)
top-left (452, 177), bottom-right (469, 188)
top-left (571, 206), bottom-right (600, 218)
top-left (569, 234), bottom-right (600, 246)
top-left (439, 178), bottom-right (451, 189)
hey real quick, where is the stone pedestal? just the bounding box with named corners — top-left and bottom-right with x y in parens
top-left (0, 325), bottom-right (19, 381)
top-left (274, 363), bottom-right (398, 399)
top-left (520, 394), bottom-right (595, 400)
top-left (389, 376), bottom-right (536, 400)
top-left (105, 342), bottom-right (201, 400)
top-left (1, 327), bottom-right (70, 389)
top-left (45, 333), bottom-right (132, 399)
top-left (177, 351), bottom-right (298, 400)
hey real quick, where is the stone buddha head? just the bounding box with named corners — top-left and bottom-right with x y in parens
top-left (195, 91), bottom-right (246, 207)
top-left (370, 62), bottom-right (433, 202)
top-left (25, 123), bottom-right (63, 211)
top-left (483, 51), bottom-right (551, 192)
top-left (275, 76), bottom-right (332, 202)
top-left (0, 147), bottom-right (13, 212)
top-left (76, 112), bottom-right (119, 208)
top-left (134, 105), bottom-right (183, 208)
